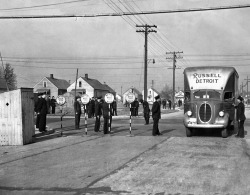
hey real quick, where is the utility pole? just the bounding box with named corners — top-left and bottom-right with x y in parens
top-left (136, 24), bottom-right (157, 101)
top-left (166, 51), bottom-right (183, 110)
top-left (74, 68), bottom-right (78, 99)
top-left (244, 76), bottom-right (250, 104)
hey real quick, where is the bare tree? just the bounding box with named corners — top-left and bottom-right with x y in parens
top-left (160, 84), bottom-right (172, 100)
top-left (0, 63), bottom-right (17, 90)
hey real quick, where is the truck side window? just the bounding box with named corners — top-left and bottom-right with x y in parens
top-left (185, 92), bottom-right (190, 102)
top-left (224, 92), bottom-right (233, 100)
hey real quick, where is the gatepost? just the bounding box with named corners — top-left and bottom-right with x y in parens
top-left (81, 94), bottom-right (90, 136)
top-left (104, 93), bottom-right (114, 134)
top-left (126, 92), bottom-right (135, 137)
top-left (56, 95), bottom-right (66, 137)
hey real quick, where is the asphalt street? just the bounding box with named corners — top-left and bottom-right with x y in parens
top-left (0, 109), bottom-right (250, 195)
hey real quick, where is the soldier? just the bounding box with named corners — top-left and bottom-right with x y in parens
top-left (94, 96), bottom-right (102, 132)
top-left (140, 99), bottom-right (150, 125)
top-left (152, 95), bottom-right (162, 136)
top-left (74, 96), bottom-right (82, 129)
top-left (36, 93), bottom-right (48, 133)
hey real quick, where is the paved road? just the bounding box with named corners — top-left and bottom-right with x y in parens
top-left (0, 110), bottom-right (250, 195)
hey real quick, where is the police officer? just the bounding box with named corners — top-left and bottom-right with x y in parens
top-left (37, 93), bottom-right (48, 133)
top-left (234, 95), bottom-right (246, 138)
top-left (140, 99), bottom-right (150, 125)
top-left (94, 96), bottom-right (102, 132)
top-left (74, 96), bottom-right (82, 129)
top-left (152, 95), bottom-right (162, 136)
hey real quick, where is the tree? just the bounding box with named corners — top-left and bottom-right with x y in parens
top-left (160, 84), bottom-right (172, 100)
top-left (0, 63), bottom-right (17, 90)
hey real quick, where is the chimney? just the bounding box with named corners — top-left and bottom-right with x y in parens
top-left (50, 74), bottom-right (54, 79)
top-left (85, 74), bottom-right (88, 80)
top-left (68, 80), bottom-right (71, 84)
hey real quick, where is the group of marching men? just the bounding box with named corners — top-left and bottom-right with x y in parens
top-left (74, 94), bottom-right (163, 136)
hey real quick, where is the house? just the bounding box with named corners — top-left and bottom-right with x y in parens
top-left (116, 94), bottom-right (122, 102)
top-left (0, 78), bottom-right (8, 93)
top-left (175, 90), bottom-right (184, 106)
top-left (123, 87), bottom-right (142, 104)
top-left (67, 74), bottom-right (109, 98)
top-left (33, 74), bottom-right (70, 98)
top-left (142, 88), bottom-right (160, 104)
top-left (103, 82), bottom-right (116, 97)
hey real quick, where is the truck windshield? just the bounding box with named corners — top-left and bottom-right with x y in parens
top-left (193, 90), bottom-right (220, 100)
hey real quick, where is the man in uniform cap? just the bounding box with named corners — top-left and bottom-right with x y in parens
top-left (36, 93), bottom-right (48, 132)
top-left (74, 96), bottom-right (82, 129)
top-left (151, 95), bottom-right (162, 136)
top-left (94, 96), bottom-right (102, 132)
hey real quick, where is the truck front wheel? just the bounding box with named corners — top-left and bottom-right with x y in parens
top-left (221, 129), bottom-right (228, 138)
top-left (186, 127), bottom-right (192, 137)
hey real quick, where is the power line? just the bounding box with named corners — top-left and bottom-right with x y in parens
top-left (1, 4), bottom-right (250, 19)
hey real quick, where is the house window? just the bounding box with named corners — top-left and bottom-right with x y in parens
top-left (43, 81), bottom-right (47, 88)
top-left (79, 81), bottom-right (82, 88)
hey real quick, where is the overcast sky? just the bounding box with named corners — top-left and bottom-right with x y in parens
top-left (0, 0), bottom-right (250, 94)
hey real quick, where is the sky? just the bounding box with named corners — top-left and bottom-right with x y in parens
top-left (0, 0), bottom-right (250, 95)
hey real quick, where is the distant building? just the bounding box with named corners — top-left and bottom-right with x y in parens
top-left (103, 82), bottom-right (116, 97)
top-left (123, 87), bottom-right (142, 104)
top-left (33, 74), bottom-right (70, 97)
top-left (67, 74), bottom-right (109, 98)
top-left (116, 94), bottom-right (122, 102)
top-left (175, 90), bottom-right (184, 105)
top-left (142, 88), bottom-right (160, 104)
top-left (0, 78), bottom-right (8, 93)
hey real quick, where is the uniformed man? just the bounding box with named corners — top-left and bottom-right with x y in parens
top-left (34, 93), bottom-right (42, 129)
top-left (74, 96), bottom-right (82, 129)
top-left (140, 99), bottom-right (150, 125)
top-left (152, 95), bottom-right (162, 136)
top-left (94, 96), bottom-right (102, 132)
top-left (36, 93), bottom-right (48, 133)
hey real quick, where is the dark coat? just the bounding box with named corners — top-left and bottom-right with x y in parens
top-left (102, 102), bottom-right (111, 118)
top-left (95, 101), bottom-right (102, 116)
top-left (143, 101), bottom-right (150, 114)
top-left (152, 101), bottom-right (161, 119)
top-left (34, 98), bottom-right (41, 112)
top-left (50, 99), bottom-right (56, 107)
top-left (74, 101), bottom-right (82, 115)
top-left (37, 98), bottom-right (47, 115)
top-left (236, 102), bottom-right (246, 121)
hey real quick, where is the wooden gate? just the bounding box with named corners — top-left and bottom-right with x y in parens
top-left (0, 88), bottom-right (34, 145)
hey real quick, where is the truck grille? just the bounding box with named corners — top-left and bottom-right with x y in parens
top-left (199, 103), bottom-right (212, 122)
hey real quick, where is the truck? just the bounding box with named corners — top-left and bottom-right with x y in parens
top-left (183, 66), bottom-right (239, 138)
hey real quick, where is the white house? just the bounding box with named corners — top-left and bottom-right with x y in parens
top-left (67, 74), bottom-right (109, 98)
top-left (142, 88), bottom-right (160, 104)
top-left (122, 87), bottom-right (142, 104)
top-left (33, 74), bottom-right (70, 98)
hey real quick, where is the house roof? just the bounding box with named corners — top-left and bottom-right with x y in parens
top-left (80, 76), bottom-right (108, 91)
top-left (103, 83), bottom-right (116, 93)
top-left (150, 87), bottom-right (161, 95)
top-left (46, 77), bottom-right (70, 90)
top-left (0, 78), bottom-right (7, 89)
top-left (124, 87), bottom-right (142, 95)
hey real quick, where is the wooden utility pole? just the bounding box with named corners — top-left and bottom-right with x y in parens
top-left (136, 24), bottom-right (157, 101)
top-left (166, 51), bottom-right (183, 110)
top-left (244, 76), bottom-right (250, 104)
top-left (74, 68), bottom-right (78, 99)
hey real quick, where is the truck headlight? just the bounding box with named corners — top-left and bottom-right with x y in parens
top-left (219, 111), bottom-right (224, 117)
top-left (187, 111), bottom-right (192, 117)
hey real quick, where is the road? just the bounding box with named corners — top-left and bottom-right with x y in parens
top-left (0, 110), bottom-right (250, 195)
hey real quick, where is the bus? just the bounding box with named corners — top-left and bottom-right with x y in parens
top-left (183, 66), bottom-right (239, 138)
